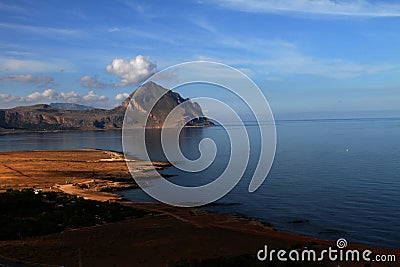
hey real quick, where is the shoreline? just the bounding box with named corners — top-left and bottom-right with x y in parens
top-left (0, 149), bottom-right (398, 266)
top-left (0, 123), bottom-right (216, 135)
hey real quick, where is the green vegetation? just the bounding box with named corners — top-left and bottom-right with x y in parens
top-left (0, 189), bottom-right (146, 240)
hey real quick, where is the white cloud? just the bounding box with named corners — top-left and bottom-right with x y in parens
top-left (2, 89), bottom-right (60, 105)
top-left (0, 22), bottom-right (80, 37)
top-left (106, 55), bottom-right (157, 85)
top-left (0, 74), bottom-right (53, 83)
top-left (0, 58), bottom-right (71, 73)
top-left (108, 27), bottom-right (121, 32)
top-left (257, 53), bottom-right (396, 78)
top-left (115, 93), bottom-right (129, 101)
top-left (117, 1), bottom-right (161, 19)
top-left (219, 37), bottom-right (296, 53)
top-left (59, 91), bottom-right (81, 103)
top-left (79, 75), bottom-right (107, 89)
top-left (0, 3), bottom-right (28, 14)
top-left (23, 89), bottom-right (58, 102)
top-left (212, 0), bottom-right (400, 17)
top-left (105, 27), bottom-right (178, 45)
top-left (60, 90), bottom-right (108, 104)
top-left (82, 91), bottom-right (108, 101)
top-left (199, 43), bottom-right (398, 79)
top-left (191, 18), bottom-right (217, 33)
top-left (0, 93), bottom-right (19, 103)
top-left (4, 51), bottom-right (35, 57)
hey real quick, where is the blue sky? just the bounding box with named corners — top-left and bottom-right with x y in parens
top-left (0, 0), bottom-right (399, 118)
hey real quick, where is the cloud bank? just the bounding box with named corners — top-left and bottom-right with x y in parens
top-left (213, 0), bottom-right (400, 17)
top-left (0, 58), bottom-right (71, 72)
top-left (0, 89), bottom-right (109, 108)
top-left (0, 74), bottom-right (53, 83)
top-left (22, 89), bottom-right (58, 102)
top-left (106, 55), bottom-right (157, 86)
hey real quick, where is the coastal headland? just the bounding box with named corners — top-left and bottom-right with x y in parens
top-left (0, 150), bottom-right (398, 267)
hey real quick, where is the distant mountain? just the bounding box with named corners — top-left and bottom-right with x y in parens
top-left (0, 82), bottom-right (213, 131)
top-left (49, 103), bottom-right (94, 111)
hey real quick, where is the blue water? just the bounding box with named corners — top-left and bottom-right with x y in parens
top-left (1, 118), bottom-right (399, 248)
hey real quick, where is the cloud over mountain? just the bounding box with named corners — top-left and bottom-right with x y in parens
top-left (23, 89), bottom-right (58, 102)
top-left (115, 93), bottom-right (129, 101)
top-left (59, 91), bottom-right (81, 103)
top-left (0, 89), bottom-right (108, 108)
top-left (0, 93), bottom-right (18, 103)
top-left (82, 91), bottom-right (107, 101)
top-left (106, 55), bottom-right (157, 86)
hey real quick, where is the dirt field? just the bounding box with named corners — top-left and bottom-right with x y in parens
top-left (0, 149), bottom-right (169, 201)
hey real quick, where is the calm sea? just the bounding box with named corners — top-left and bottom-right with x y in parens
top-left (1, 118), bottom-right (399, 248)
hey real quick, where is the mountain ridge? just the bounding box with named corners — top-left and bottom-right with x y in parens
top-left (0, 82), bottom-right (213, 132)
top-left (49, 102), bottom-right (95, 111)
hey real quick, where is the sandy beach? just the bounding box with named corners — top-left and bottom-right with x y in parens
top-left (0, 150), bottom-right (398, 267)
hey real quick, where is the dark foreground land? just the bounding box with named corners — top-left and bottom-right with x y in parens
top-left (0, 150), bottom-right (398, 267)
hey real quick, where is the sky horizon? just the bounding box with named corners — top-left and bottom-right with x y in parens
top-left (0, 0), bottom-right (399, 119)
